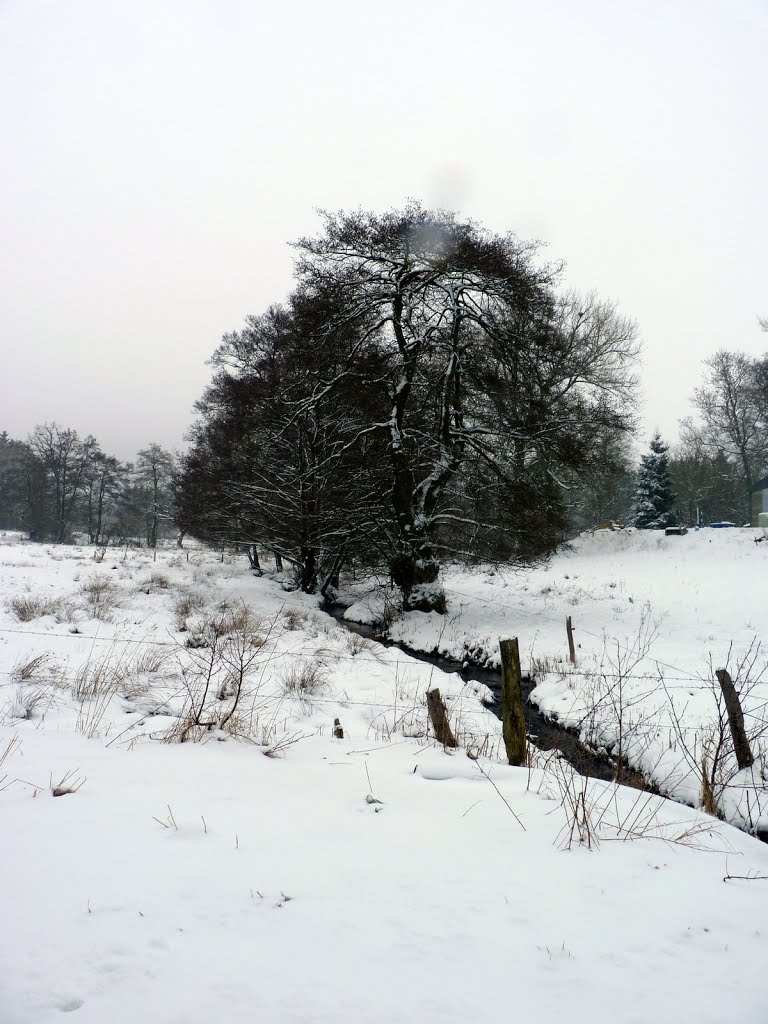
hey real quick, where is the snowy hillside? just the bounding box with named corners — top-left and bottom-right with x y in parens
top-left (1, 537), bottom-right (768, 1023)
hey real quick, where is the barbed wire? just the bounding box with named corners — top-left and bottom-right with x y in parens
top-left (445, 584), bottom-right (763, 683)
top-left (0, 622), bottom-right (766, 697)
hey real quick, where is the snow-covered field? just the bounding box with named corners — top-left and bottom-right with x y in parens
top-left (347, 528), bottom-right (768, 833)
top-left (2, 536), bottom-right (768, 1023)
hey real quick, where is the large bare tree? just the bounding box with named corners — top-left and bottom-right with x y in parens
top-left (685, 350), bottom-right (768, 518)
top-left (294, 206), bottom-right (639, 611)
top-left (26, 423), bottom-right (97, 543)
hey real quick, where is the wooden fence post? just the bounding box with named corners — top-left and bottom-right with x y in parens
top-left (566, 616), bottom-right (576, 665)
top-left (499, 638), bottom-right (527, 766)
top-left (427, 688), bottom-right (458, 748)
top-left (715, 668), bottom-right (754, 770)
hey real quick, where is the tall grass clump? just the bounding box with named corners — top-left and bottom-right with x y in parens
top-left (8, 594), bottom-right (71, 622)
top-left (79, 575), bottom-right (121, 620)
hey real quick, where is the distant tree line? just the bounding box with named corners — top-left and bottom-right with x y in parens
top-left (673, 344), bottom-right (768, 524)
top-left (177, 204), bottom-right (641, 611)
top-left (623, 337), bottom-right (768, 530)
top-left (0, 424), bottom-right (177, 546)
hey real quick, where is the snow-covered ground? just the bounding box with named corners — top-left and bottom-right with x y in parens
top-left (346, 528), bottom-right (768, 834)
top-left (2, 537), bottom-right (768, 1023)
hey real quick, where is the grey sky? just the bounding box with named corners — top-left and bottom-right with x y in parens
top-left (1, 0), bottom-right (766, 460)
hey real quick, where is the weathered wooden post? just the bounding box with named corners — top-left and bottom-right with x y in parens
top-left (715, 668), bottom-right (754, 770)
top-left (566, 616), bottom-right (576, 665)
top-left (427, 688), bottom-right (458, 748)
top-left (499, 638), bottom-right (527, 766)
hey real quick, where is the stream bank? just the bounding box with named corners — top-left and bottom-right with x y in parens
top-left (326, 604), bottom-right (617, 783)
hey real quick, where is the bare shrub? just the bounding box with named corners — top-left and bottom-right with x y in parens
top-left (662, 640), bottom-right (768, 829)
top-left (379, 589), bottom-right (402, 630)
top-left (79, 575), bottom-right (121, 620)
top-left (169, 611), bottom-right (273, 742)
top-left (547, 753), bottom-right (598, 850)
top-left (595, 788), bottom-right (719, 849)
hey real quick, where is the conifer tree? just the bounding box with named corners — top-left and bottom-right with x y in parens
top-left (633, 432), bottom-right (676, 528)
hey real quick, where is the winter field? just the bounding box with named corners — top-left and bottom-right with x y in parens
top-left (1, 533), bottom-right (768, 1023)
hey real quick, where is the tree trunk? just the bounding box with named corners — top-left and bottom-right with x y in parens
top-left (246, 544), bottom-right (261, 573)
top-left (299, 546), bottom-right (317, 593)
top-left (320, 551), bottom-right (345, 599)
top-left (389, 536), bottom-right (445, 613)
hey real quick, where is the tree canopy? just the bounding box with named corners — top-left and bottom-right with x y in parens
top-left (179, 205), bottom-right (640, 609)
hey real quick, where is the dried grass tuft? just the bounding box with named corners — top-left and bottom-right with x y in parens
top-left (79, 575), bottom-right (121, 620)
top-left (8, 594), bottom-right (73, 623)
top-left (51, 768), bottom-right (86, 797)
top-left (173, 588), bottom-right (209, 631)
top-left (11, 652), bottom-right (52, 683)
top-left (279, 659), bottom-right (329, 700)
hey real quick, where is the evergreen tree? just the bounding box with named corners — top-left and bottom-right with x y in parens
top-left (633, 433), bottom-right (676, 528)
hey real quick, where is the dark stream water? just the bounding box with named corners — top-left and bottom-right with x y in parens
top-left (326, 604), bottom-right (616, 782)
top-left (326, 605), bottom-right (768, 843)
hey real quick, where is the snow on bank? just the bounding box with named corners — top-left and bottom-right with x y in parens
top-left (1, 539), bottom-right (768, 1023)
top-left (346, 529), bottom-right (768, 833)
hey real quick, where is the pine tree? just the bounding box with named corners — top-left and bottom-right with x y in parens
top-left (633, 433), bottom-right (676, 528)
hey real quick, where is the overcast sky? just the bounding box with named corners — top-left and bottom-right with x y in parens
top-left (1, 0), bottom-right (766, 460)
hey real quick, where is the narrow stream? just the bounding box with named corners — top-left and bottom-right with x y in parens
top-left (326, 604), bottom-right (616, 782)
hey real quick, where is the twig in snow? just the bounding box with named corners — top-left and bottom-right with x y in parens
top-left (471, 757), bottom-right (526, 831)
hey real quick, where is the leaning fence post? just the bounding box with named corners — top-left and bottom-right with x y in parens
top-left (715, 668), bottom-right (754, 770)
top-left (566, 615), bottom-right (576, 665)
top-left (499, 638), bottom-right (527, 766)
top-left (427, 688), bottom-right (458, 748)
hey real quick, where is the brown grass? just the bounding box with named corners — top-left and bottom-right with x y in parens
top-left (8, 594), bottom-right (71, 622)
top-left (79, 575), bottom-right (121, 620)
